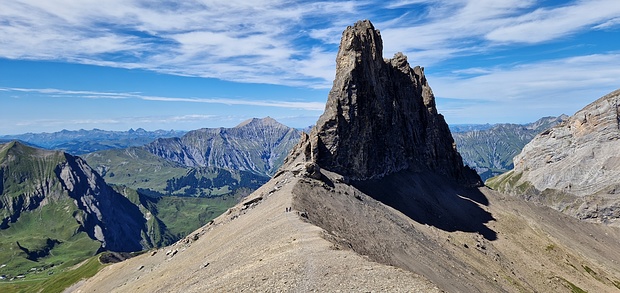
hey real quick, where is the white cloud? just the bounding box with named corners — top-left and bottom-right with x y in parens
top-left (0, 87), bottom-right (325, 111)
top-left (2, 0), bottom-right (618, 132)
top-left (431, 52), bottom-right (620, 123)
top-left (1, 0), bottom-right (619, 96)
top-left (486, 0), bottom-right (620, 43)
top-left (0, 0), bottom-right (367, 86)
top-left (594, 17), bottom-right (620, 29)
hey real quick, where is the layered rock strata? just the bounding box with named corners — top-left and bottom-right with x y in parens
top-left (488, 89), bottom-right (620, 224)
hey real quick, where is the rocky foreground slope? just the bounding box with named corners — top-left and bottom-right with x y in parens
top-left (71, 21), bottom-right (620, 293)
top-left (488, 89), bottom-right (620, 225)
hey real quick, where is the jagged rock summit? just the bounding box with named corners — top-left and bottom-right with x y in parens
top-left (489, 89), bottom-right (620, 224)
top-left (285, 20), bottom-right (479, 185)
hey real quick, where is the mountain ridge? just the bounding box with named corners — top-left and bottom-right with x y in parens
top-left (283, 20), bottom-right (479, 185)
top-left (0, 128), bottom-right (186, 155)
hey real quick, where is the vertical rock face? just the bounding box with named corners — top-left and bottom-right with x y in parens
top-left (57, 154), bottom-right (147, 251)
top-left (288, 20), bottom-right (479, 185)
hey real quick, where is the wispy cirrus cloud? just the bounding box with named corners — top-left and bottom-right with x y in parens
top-left (2, 0), bottom-right (620, 86)
top-left (0, 87), bottom-right (325, 111)
top-left (9, 114), bottom-right (223, 128)
top-left (378, 0), bottom-right (620, 63)
top-left (432, 52), bottom-right (620, 123)
top-left (0, 0), bottom-right (365, 87)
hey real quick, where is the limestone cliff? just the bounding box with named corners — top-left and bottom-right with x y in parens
top-left (283, 20), bottom-right (479, 185)
top-left (488, 89), bottom-right (620, 224)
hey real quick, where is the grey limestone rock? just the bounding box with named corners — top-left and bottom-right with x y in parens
top-left (57, 154), bottom-right (147, 251)
top-left (488, 89), bottom-right (620, 225)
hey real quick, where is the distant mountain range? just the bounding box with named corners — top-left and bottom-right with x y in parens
top-left (83, 117), bottom-right (301, 197)
top-left (0, 128), bottom-right (187, 155)
top-left (145, 117), bottom-right (301, 177)
top-left (451, 116), bottom-right (568, 181)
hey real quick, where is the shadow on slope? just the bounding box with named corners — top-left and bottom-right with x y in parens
top-left (353, 171), bottom-right (497, 241)
top-left (292, 170), bottom-right (500, 292)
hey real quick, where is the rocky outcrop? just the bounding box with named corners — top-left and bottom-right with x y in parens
top-left (488, 89), bottom-right (620, 224)
top-left (283, 20), bottom-right (479, 185)
top-left (57, 153), bottom-right (147, 251)
top-left (146, 117), bottom-right (300, 177)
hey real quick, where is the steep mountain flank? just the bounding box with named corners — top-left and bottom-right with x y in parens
top-left (0, 141), bottom-right (148, 251)
top-left (488, 89), bottom-right (620, 225)
top-left (453, 116), bottom-right (567, 180)
top-left (0, 141), bottom-right (157, 279)
top-left (72, 21), bottom-right (620, 293)
top-left (145, 117), bottom-right (300, 177)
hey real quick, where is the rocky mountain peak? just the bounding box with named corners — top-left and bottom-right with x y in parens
top-left (235, 116), bottom-right (283, 128)
top-left (285, 20), bottom-right (479, 185)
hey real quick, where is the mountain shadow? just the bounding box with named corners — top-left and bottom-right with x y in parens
top-left (353, 171), bottom-right (496, 241)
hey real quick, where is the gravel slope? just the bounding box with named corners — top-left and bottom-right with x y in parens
top-left (69, 170), bottom-right (440, 292)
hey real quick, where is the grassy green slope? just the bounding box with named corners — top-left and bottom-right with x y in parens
top-left (83, 147), bottom-right (269, 199)
top-left (0, 254), bottom-right (104, 293)
top-left (82, 147), bottom-right (188, 192)
top-left (0, 142), bottom-right (102, 281)
top-left (0, 198), bottom-right (101, 281)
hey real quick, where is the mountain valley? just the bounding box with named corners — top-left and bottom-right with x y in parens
top-left (452, 116), bottom-right (568, 181)
top-left (0, 141), bottom-right (239, 289)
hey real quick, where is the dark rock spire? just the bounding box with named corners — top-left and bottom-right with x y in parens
top-left (284, 20), bottom-right (480, 185)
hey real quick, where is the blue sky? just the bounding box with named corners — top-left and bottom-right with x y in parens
top-left (1, 0), bottom-right (619, 134)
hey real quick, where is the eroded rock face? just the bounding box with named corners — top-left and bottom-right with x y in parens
top-left (488, 89), bottom-right (620, 224)
top-left (57, 154), bottom-right (147, 251)
top-left (284, 20), bottom-right (479, 185)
